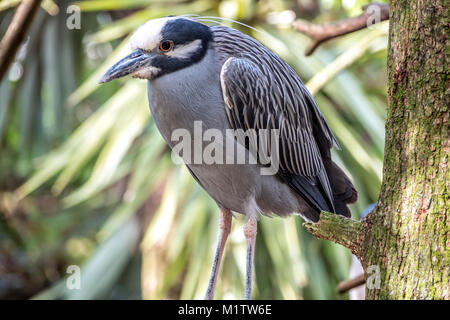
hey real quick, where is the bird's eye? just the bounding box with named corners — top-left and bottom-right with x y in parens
top-left (159, 40), bottom-right (174, 52)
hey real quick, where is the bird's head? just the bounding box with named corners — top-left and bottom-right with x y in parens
top-left (99, 17), bottom-right (212, 83)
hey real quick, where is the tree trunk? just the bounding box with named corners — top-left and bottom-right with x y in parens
top-left (305, 0), bottom-right (448, 299)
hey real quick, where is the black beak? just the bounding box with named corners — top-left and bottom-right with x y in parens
top-left (99, 49), bottom-right (153, 83)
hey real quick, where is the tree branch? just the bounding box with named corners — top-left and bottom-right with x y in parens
top-left (0, 0), bottom-right (42, 81)
top-left (293, 2), bottom-right (389, 56)
top-left (303, 211), bottom-right (364, 256)
top-left (337, 273), bottom-right (365, 294)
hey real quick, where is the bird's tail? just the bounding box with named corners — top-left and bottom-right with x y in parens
top-left (324, 159), bottom-right (358, 217)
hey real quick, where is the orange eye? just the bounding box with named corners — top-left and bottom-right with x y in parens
top-left (159, 40), bottom-right (174, 52)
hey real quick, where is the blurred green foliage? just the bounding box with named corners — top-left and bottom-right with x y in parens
top-left (0, 0), bottom-right (387, 299)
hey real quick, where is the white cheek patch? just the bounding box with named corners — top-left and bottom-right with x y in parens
top-left (130, 17), bottom-right (176, 51)
top-left (131, 66), bottom-right (161, 79)
top-left (166, 39), bottom-right (202, 59)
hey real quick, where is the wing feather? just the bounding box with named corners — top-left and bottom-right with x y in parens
top-left (220, 56), bottom-right (335, 213)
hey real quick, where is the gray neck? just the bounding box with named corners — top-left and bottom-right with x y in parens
top-left (147, 48), bottom-right (228, 145)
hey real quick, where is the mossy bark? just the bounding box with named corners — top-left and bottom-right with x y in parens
top-left (362, 0), bottom-right (449, 299)
top-left (305, 0), bottom-right (449, 299)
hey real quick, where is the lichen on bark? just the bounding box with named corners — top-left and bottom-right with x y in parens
top-left (303, 211), bottom-right (364, 257)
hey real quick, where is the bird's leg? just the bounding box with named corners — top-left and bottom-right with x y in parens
top-left (204, 207), bottom-right (232, 300)
top-left (244, 216), bottom-right (257, 300)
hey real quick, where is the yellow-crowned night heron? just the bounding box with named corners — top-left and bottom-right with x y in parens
top-left (100, 16), bottom-right (357, 300)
